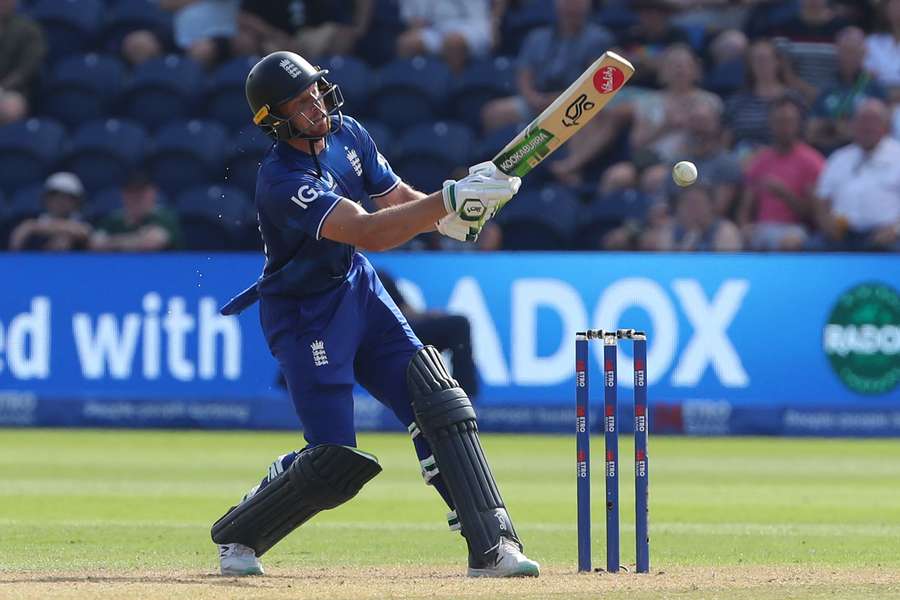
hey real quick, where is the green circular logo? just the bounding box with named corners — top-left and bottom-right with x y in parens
top-left (823, 283), bottom-right (900, 395)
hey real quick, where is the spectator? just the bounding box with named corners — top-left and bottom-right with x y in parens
top-left (814, 98), bottom-right (900, 251)
top-left (481, 0), bottom-right (613, 134)
top-left (377, 270), bottom-right (479, 399)
top-left (807, 26), bottom-right (886, 154)
top-left (123, 0), bottom-right (239, 69)
top-left (617, 0), bottom-right (691, 90)
top-left (89, 171), bottom-right (184, 251)
top-left (235, 0), bottom-right (372, 61)
top-left (0, 0), bottom-right (46, 124)
top-left (641, 184), bottom-right (743, 252)
top-left (551, 43), bottom-right (721, 185)
top-left (770, 0), bottom-right (851, 102)
top-left (395, 0), bottom-right (493, 74)
top-left (666, 100), bottom-right (743, 218)
top-left (725, 38), bottom-right (796, 156)
top-left (740, 96), bottom-right (825, 250)
top-left (864, 0), bottom-right (900, 101)
top-left (8, 173), bottom-right (92, 251)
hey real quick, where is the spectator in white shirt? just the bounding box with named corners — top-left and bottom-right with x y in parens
top-left (864, 0), bottom-right (900, 101)
top-left (814, 98), bottom-right (900, 251)
top-left (395, 0), bottom-right (492, 73)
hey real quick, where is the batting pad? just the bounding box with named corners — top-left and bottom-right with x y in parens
top-left (211, 444), bottom-right (382, 556)
top-left (407, 346), bottom-right (522, 568)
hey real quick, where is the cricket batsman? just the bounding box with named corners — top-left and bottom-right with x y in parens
top-left (209, 51), bottom-right (540, 579)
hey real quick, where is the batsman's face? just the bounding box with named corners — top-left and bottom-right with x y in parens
top-left (279, 84), bottom-right (329, 137)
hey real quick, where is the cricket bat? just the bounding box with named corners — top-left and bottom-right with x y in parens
top-left (492, 51), bottom-right (634, 178)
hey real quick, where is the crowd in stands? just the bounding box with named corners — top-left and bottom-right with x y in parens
top-left (1, 0), bottom-right (899, 253)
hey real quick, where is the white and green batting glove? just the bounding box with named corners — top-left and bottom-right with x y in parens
top-left (436, 210), bottom-right (483, 242)
top-left (441, 172), bottom-right (521, 223)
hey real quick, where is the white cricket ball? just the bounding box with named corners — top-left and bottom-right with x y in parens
top-left (672, 161), bottom-right (698, 187)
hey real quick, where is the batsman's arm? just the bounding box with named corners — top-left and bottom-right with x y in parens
top-left (321, 192), bottom-right (447, 252)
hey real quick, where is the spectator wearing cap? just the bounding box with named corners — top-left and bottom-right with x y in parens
top-left (0, 0), bottom-right (46, 124)
top-left (617, 0), bottom-right (691, 90)
top-left (740, 96), bottom-right (825, 251)
top-left (864, 0), bottom-right (900, 102)
top-left (814, 98), bottom-right (900, 251)
top-left (89, 172), bottom-right (184, 251)
top-left (807, 26), bottom-right (887, 154)
top-left (9, 173), bottom-right (92, 251)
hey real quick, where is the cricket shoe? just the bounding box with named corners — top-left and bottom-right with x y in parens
top-left (218, 542), bottom-right (264, 576)
top-left (467, 537), bottom-right (540, 578)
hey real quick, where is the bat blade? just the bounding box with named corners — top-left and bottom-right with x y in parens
top-left (492, 51), bottom-right (634, 178)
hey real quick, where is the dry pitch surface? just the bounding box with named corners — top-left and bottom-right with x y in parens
top-left (2, 566), bottom-right (900, 600)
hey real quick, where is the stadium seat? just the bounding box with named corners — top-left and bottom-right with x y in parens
top-left (362, 120), bottom-right (393, 158)
top-left (101, 0), bottom-right (172, 53)
top-left (0, 118), bottom-right (66, 195)
top-left (355, 0), bottom-right (405, 67)
top-left (224, 127), bottom-right (273, 197)
top-left (319, 55), bottom-right (372, 114)
top-left (175, 184), bottom-right (255, 250)
top-left (450, 57), bottom-right (515, 131)
top-left (30, 0), bottom-right (103, 60)
top-left (0, 185), bottom-right (44, 248)
top-left (41, 53), bottom-right (126, 129)
top-left (62, 119), bottom-right (147, 193)
top-left (572, 188), bottom-right (653, 250)
top-left (498, 0), bottom-right (556, 57)
top-left (206, 56), bottom-right (260, 132)
top-left (472, 123), bottom-right (522, 164)
top-left (85, 186), bottom-right (171, 224)
top-left (392, 121), bottom-right (474, 192)
top-left (371, 57), bottom-right (452, 129)
top-left (146, 119), bottom-right (228, 196)
top-left (119, 55), bottom-right (204, 131)
top-left (497, 184), bottom-right (579, 250)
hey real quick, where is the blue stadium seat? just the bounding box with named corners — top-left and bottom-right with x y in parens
top-left (450, 57), bottom-right (515, 131)
top-left (703, 58), bottom-right (746, 97)
top-left (85, 186), bottom-right (171, 224)
top-left (101, 0), bottom-right (172, 52)
top-left (224, 126), bottom-right (273, 197)
top-left (372, 57), bottom-right (452, 129)
top-left (41, 53), bottom-right (126, 129)
top-left (175, 184), bottom-right (255, 250)
top-left (362, 120), bottom-right (393, 158)
top-left (392, 121), bottom-right (474, 192)
top-left (146, 119), bottom-right (228, 196)
top-left (319, 55), bottom-right (372, 114)
top-left (206, 56), bottom-right (259, 131)
top-left (30, 0), bottom-right (103, 60)
top-left (355, 0), bottom-right (405, 67)
top-left (496, 184), bottom-right (579, 250)
top-left (0, 185), bottom-right (43, 248)
top-left (498, 0), bottom-right (556, 57)
top-left (572, 188), bottom-right (653, 249)
top-left (472, 123), bottom-right (522, 164)
top-left (62, 119), bottom-right (147, 192)
top-left (0, 118), bottom-right (66, 195)
top-left (120, 55), bottom-right (204, 131)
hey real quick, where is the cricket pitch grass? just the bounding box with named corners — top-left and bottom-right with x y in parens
top-left (2, 429), bottom-right (899, 599)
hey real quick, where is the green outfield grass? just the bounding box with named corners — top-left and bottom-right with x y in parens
top-left (2, 429), bottom-right (899, 598)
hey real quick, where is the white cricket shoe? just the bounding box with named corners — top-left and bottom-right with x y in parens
top-left (467, 537), bottom-right (540, 578)
top-left (218, 543), bottom-right (264, 576)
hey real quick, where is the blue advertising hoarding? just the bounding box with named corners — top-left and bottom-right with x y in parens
top-left (1, 253), bottom-right (898, 435)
